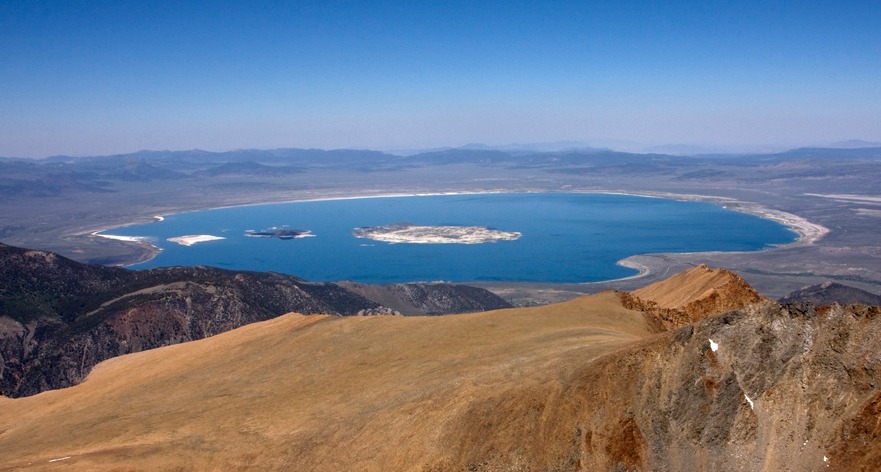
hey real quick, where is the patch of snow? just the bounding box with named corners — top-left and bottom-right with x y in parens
top-left (48, 456), bottom-right (71, 462)
top-left (824, 455), bottom-right (828, 462)
top-left (744, 394), bottom-right (754, 409)
top-left (709, 339), bottom-right (719, 352)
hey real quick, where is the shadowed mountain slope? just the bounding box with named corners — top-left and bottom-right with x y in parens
top-left (0, 242), bottom-right (380, 397)
top-left (2, 266), bottom-right (879, 470)
top-left (779, 280), bottom-right (881, 306)
top-left (337, 281), bottom-right (512, 315)
top-left (0, 242), bottom-right (510, 397)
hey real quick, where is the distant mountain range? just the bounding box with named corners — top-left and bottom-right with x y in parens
top-left (385, 140), bottom-right (881, 156)
top-left (5, 144), bottom-right (880, 197)
top-left (5, 140), bottom-right (881, 162)
top-left (829, 139), bottom-right (881, 149)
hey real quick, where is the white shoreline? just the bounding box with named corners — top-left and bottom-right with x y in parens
top-left (597, 191), bottom-right (830, 285)
top-left (804, 193), bottom-right (881, 204)
top-left (86, 190), bottom-right (828, 282)
top-left (593, 190), bottom-right (829, 246)
top-left (614, 258), bottom-right (652, 281)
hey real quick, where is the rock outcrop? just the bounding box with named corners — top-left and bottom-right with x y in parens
top-left (442, 301), bottom-right (881, 471)
top-left (621, 264), bottom-right (767, 331)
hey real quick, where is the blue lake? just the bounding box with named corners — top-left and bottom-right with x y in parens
top-left (106, 193), bottom-right (797, 283)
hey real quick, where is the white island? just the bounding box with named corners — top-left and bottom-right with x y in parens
top-left (167, 235), bottom-right (226, 246)
top-left (353, 223), bottom-right (521, 244)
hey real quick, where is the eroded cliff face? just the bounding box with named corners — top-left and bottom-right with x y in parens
top-left (437, 302), bottom-right (881, 472)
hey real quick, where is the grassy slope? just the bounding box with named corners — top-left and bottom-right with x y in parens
top-left (0, 291), bottom-right (651, 471)
top-left (631, 264), bottom-right (765, 310)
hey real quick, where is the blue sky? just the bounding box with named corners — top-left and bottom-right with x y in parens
top-left (1, 1), bottom-right (879, 157)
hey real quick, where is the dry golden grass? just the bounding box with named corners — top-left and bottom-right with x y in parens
top-left (631, 264), bottom-right (754, 309)
top-left (0, 291), bottom-right (651, 471)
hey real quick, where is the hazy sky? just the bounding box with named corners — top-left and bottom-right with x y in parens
top-left (2, 1), bottom-right (879, 157)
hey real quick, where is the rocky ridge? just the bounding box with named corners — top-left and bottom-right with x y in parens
top-left (440, 300), bottom-right (881, 471)
top-left (621, 264), bottom-right (768, 331)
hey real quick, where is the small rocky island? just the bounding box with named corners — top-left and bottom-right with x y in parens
top-left (353, 223), bottom-right (521, 244)
top-left (245, 227), bottom-right (314, 240)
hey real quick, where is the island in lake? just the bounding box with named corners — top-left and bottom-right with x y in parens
top-left (354, 223), bottom-right (521, 244)
top-left (245, 227), bottom-right (314, 240)
top-left (167, 235), bottom-right (226, 246)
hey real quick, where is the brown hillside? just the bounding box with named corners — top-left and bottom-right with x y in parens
top-left (2, 271), bottom-right (879, 471)
top-left (623, 264), bottom-right (767, 331)
top-left (0, 291), bottom-right (652, 471)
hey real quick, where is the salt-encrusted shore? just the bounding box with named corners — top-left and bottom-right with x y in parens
top-left (604, 191), bottom-right (830, 246)
top-left (602, 193), bottom-right (830, 285)
top-left (717, 200), bottom-right (829, 245)
top-left (167, 235), bottom-right (225, 246)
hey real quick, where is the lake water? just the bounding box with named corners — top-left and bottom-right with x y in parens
top-left (106, 193), bottom-right (797, 283)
